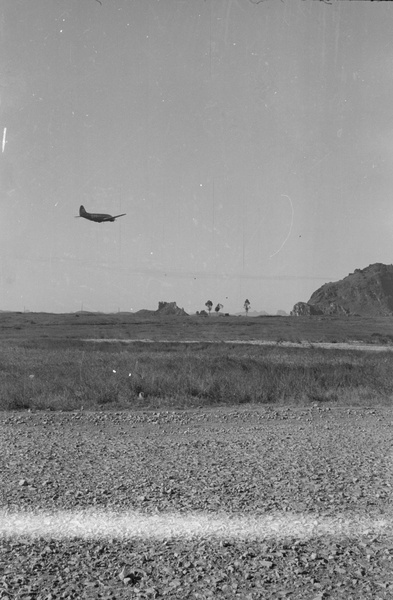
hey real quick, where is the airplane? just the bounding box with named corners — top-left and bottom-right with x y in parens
top-left (75, 205), bottom-right (126, 223)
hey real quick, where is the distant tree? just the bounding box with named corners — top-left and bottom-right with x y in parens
top-left (244, 299), bottom-right (251, 316)
top-left (205, 300), bottom-right (213, 315)
top-left (215, 303), bottom-right (223, 314)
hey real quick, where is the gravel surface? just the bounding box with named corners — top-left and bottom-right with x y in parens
top-left (1, 405), bottom-right (392, 599)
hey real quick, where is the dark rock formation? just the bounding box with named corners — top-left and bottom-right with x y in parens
top-left (290, 302), bottom-right (322, 317)
top-left (291, 263), bottom-right (393, 317)
top-left (156, 301), bottom-right (189, 316)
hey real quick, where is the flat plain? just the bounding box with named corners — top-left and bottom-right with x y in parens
top-left (3, 311), bottom-right (393, 344)
top-left (1, 313), bottom-right (392, 599)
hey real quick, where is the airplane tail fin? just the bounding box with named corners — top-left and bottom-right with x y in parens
top-left (79, 205), bottom-right (86, 216)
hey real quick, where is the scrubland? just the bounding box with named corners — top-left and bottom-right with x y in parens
top-left (0, 312), bottom-right (393, 411)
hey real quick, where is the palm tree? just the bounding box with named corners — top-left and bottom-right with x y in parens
top-left (244, 299), bottom-right (251, 316)
top-left (205, 300), bottom-right (213, 315)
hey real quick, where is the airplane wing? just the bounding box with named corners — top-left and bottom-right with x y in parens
top-left (101, 213), bottom-right (126, 222)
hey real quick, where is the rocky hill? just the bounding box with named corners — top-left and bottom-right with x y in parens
top-left (156, 301), bottom-right (189, 316)
top-left (135, 302), bottom-right (189, 317)
top-left (291, 263), bottom-right (393, 317)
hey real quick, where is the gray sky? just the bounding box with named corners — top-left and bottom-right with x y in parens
top-left (1, 0), bottom-right (393, 314)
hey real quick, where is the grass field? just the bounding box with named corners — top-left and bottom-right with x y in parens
top-left (1, 312), bottom-right (393, 411)
top-left (3, 311), bottom-right (393, 343)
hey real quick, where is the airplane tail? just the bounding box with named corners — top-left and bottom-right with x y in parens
top-left (79, 205), bottom-right (87, 216)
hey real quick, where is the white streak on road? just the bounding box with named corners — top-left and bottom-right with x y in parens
top-left (2, 127), bottom-right (6, 152)
top-left (1, 510), bottom-right (391, 540)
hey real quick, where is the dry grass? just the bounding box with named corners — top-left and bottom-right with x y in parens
top-left (2, 311), bottom-right (393, 344)
top-left (1, 311), bottom-right (393, 411)
top-left (0, 339), bottom-right (392, 411)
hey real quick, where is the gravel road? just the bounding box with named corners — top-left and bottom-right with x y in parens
top-left (1, 405), bottom-right (392, 599)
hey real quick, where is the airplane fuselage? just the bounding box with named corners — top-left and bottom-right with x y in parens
top-left (76, 205), bottom-right (126, 223)
top-left (83, 212), bottom-right (116, 223)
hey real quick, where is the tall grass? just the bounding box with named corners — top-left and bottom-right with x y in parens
top-left (0, 341), bottom-right (392, 411)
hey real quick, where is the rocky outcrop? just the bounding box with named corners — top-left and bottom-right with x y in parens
top-left (291, 263), bottom-right (393, 317)
top-left (156, 301), bottom-right (189, 316)
top-left (290, 302), bottom-right (322, 317)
